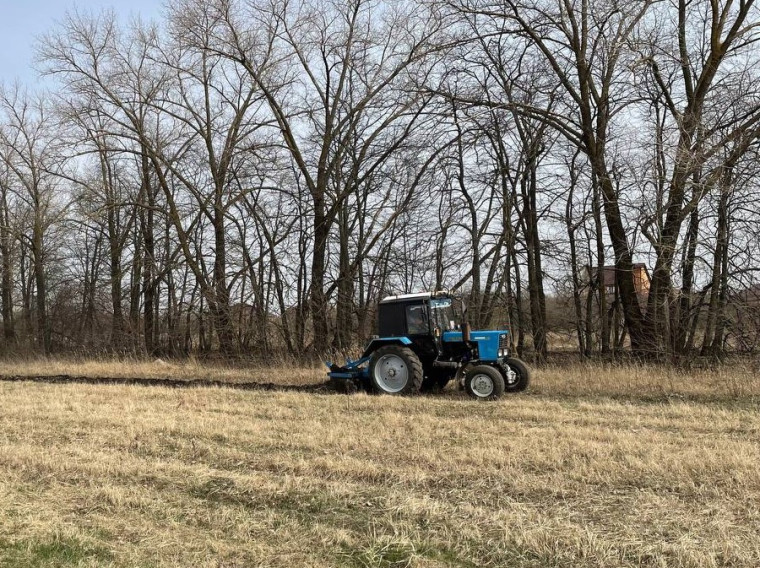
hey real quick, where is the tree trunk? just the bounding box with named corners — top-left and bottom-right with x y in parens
top-left (333, 204), bottom-right (355, 351)
top-left (212, 199), bottom-right (235, 355)
top-left (310, 195), bottom-right (330, 354)
top-left (108, 218), bottom-right (124, 350)
top-left (0, 190), bottom-right (14, 344)
top-left (591, 174), bottom-right (609, 354)
top-left (703, 176), bottom-right (731, 356)
top-left (510, 247), bottom-right (525, 357)
top-left (32, 219), bottom-right (50, 354)
top-left (142, 197), bottom-right (156, 356)
top-left (522, 151), bottom-right (547, 361)
top-left (566, 186), bottom-right (586, 359)
top-left (675, 191), bottom-right (700, 355)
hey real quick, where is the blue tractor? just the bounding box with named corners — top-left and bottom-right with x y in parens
top-left (327, 291), bottom-right (530, 399)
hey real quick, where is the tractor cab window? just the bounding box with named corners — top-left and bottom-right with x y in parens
top-left (405, 305), bottom-right (429, 335)
top-left (430, 298), bottom-right (457, 331)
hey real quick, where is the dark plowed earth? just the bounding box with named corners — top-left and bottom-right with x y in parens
top-left (0, 374), bottom-right (333, 393)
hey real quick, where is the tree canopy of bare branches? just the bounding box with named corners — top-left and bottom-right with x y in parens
top-left (0, 0), bottom-right (758, 362)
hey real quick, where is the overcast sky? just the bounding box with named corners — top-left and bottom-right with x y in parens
top-left (0, 0), bottom-right (162, 85)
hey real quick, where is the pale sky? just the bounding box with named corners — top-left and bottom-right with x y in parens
top-left (0, 0), bottom-right (163, 84)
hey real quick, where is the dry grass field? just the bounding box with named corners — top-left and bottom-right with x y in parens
top-left (1, 359), bottom-right (759, 567)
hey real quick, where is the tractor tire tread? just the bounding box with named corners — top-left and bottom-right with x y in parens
top-left (503, 357), bottom-right (531, 392)
top-left (369, 344), bottom-right (424, 395)
top-left (464, 364), bottom-right (505, 400)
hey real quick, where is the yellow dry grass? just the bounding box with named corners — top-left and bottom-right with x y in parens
top-left (536, 360), bottom-right (760, 402)
top-left (0, 360), bottom-right (759, 567)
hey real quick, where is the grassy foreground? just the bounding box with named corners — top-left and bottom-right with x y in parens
top-left (0, 361), bottom-right (759, 567)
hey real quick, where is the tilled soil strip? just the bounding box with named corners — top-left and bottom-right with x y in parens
top-left (0, 374), bottom-right (332, 393)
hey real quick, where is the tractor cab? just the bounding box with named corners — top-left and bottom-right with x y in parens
top-left (376, 292), bottom-right (508, 362)
top-left (374, 292), bottom-right (458, 373)
top-left (326, 291), bottom-right (530, 399)
top-left (376, 292), bottom-right (441, 337)
top-left (377, 291), bottom-right (458, 343)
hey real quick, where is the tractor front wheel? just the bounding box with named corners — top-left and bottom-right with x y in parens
top-left (465, 365), bottom-right (505, 400)
top-left (502, 358), bottom-right (531, 392)
top-left (368, 345), bottom-right (424, 395)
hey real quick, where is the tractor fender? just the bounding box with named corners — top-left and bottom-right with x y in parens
top-left (361, 337), bottom-right (413, 359)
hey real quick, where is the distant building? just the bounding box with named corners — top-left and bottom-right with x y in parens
top-left (587, 263), bottom-right (650, 307)
top-left (583, 263), bottom-right (651, 349)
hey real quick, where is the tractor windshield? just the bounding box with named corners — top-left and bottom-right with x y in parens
top-left (430, 298), bottom-right (458, 331)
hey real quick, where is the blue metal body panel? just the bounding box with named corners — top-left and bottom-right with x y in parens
top-left (443, 329), bottom-right (508, 362)
top-left (442, 330), bottom-right (463, 342)
top-left (468, 330), bottom-right (503, 361)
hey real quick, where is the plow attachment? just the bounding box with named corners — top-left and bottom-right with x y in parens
top-left (325, 356), bottom-right (370, 393)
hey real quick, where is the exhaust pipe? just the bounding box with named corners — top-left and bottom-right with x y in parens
top-left (462, 322), bottom-right (471, 343)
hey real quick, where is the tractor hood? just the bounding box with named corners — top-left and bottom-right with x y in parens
top-left (442, 329), bottom-right (509, 361)
top-left (442, 329), bottom-right (508, 342)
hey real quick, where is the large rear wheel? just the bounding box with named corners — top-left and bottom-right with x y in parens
top-left (368, 345), bottom-right (424, 395)
top-left (465, 365), bottom-right (505, 400)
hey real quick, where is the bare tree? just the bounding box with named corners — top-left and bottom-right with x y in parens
top-left (447, 0), bottom-right (657, 352)
top-left (193, 0), bottom-right (453, 353)
top-left (0, 87), bottom-right (69, 354)
top-left (637, 0), bottom-right (760, 354)
top-left (0, 160), bottom-right (17, 346)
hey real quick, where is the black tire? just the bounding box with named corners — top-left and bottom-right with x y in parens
top-left (502, 357), bottom-right (531, 392)
top-left (464, 365), bottom-right (505, 400)
top-left (368, 345), bottom-right (424, 395)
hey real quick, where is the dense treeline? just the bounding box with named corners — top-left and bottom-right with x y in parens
top-left (1, 0), bottom-right (760, 361)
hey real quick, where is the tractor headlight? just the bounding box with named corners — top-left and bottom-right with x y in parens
top-left (498, 349), bottom-right (507, 358)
